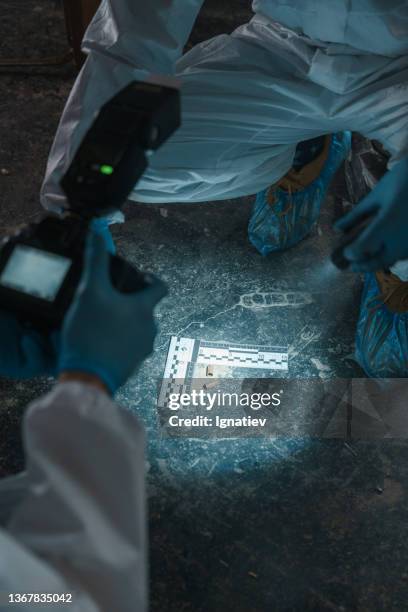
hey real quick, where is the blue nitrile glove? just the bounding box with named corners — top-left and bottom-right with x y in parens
top-left (335, 156), bottom-right (408, 272)
top-left (91, 217), bottom-right (116, 254)
top-left (0, 310), bottom-right (58, 379)
top-left (58, 231), bottom-right (167, 394)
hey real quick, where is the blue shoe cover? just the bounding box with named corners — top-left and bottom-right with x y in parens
top-left (356, 273), bottom-right (408, 378)
top-left (248, 132), bottom-right (352, 256)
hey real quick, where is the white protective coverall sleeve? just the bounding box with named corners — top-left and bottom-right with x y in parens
top-left (0, 382), bottom-right (147, 612)
top-left (41, 0), bottom-right (408, 208)
top-left (40, 0), bottom-right (205, 213)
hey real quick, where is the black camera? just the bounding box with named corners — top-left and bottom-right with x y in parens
top-left (0, 80), bottom-right (180, 329)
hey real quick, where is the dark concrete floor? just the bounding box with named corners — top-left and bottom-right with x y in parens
top-left (1, 2), bottom-right (407, 611)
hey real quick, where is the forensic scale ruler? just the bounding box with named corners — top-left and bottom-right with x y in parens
top-left (158, 336), bottom-right (288, 409)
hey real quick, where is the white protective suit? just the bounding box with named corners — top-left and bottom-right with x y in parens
top-left (0, 383), bottom-right (147, 612)
top-left (41, 0), bottom-right (408, 210)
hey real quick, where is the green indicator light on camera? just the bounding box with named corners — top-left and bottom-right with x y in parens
top-left (100, 165), bottom-right (114, 175)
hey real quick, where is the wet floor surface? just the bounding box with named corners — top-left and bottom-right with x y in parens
top-left (1, 2), bottom-right (407, 610)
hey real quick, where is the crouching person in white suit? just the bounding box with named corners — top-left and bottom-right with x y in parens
top-left (40, 1), bottom-right (408, 377)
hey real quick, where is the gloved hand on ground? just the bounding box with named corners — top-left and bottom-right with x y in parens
top-left (0, 310), bottom-right (57, 379)
top-left (58, 231), bottom-right (167, 394)
top-left (335, 156), bottom-right (408, 272)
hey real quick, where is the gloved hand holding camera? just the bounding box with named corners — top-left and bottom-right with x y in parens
top-left (58, 232), bottom-right (167, 394)
top-left (0, 230), bottom-right (167, 393)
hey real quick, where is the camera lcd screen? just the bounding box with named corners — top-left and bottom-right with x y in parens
top-left (0, 245), bottom-right (72, 301)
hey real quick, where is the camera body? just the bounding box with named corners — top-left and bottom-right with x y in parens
top-left (0, 80), bottom-right (180, 329)
top-left (0, 215), bottom-right (148, 329)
